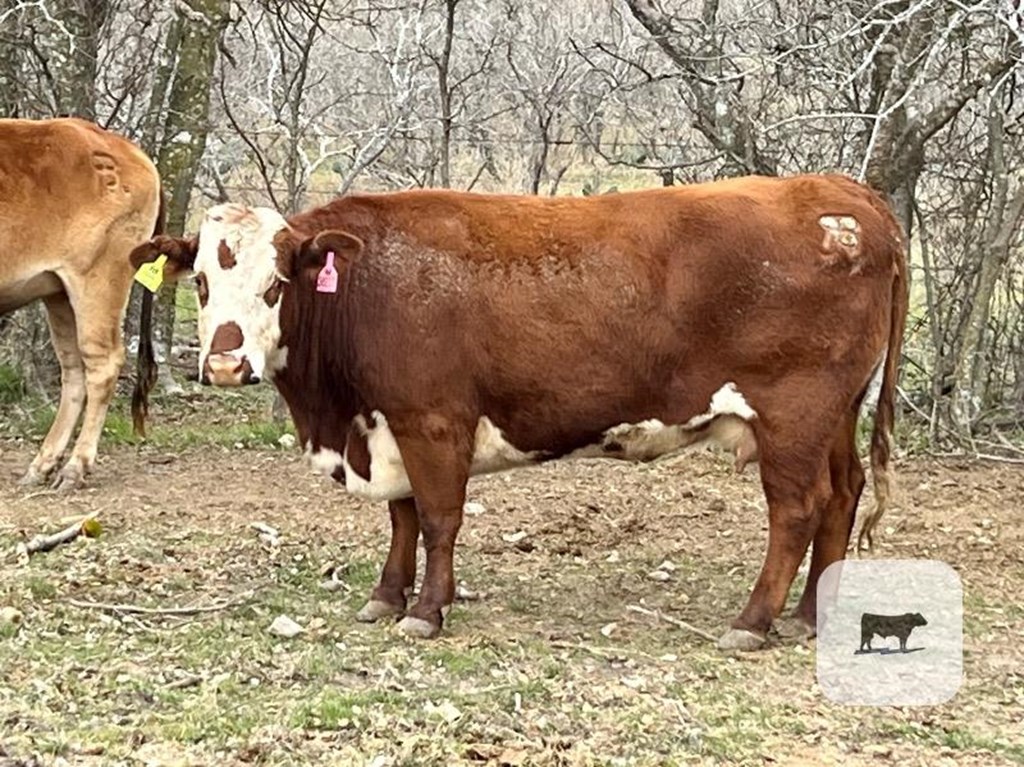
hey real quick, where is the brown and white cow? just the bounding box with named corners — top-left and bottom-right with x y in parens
top-left (130, 174), bottom-right (908, 649)
top-left (1, 118), bottom-right (162, 489)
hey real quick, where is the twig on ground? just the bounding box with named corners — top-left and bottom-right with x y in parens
top-left (165, 674), bottom-right (204, 690)
top-left (974, 453), bottom-right (1024, 465)
top-left (16, 514), bottom-right (102, 562)
top-left (549, 640), bottom-right (637, 660)
top-left (68, 591), bottom-right (253, 616)
top-left (18, 489), bottom-right (59, 502)
top-left (625, 604), bottom-right (718, 643)
top-left (250, 521), bottom-right (280, 539)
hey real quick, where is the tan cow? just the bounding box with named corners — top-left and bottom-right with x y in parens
top-left (0, 118), bottom-right (161, 489)
top-left (131, 174), bottom-right (908, 650)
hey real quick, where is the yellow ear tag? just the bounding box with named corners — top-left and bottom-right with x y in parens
top-left (134, 254), bottom-right (168, 293)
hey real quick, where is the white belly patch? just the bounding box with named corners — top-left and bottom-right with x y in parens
top-left (568, 382), bottom-right (758, 467)
top-left (306, 413), bottom-right (541, 503)
top-left (305, 382), bottom-right (759, 503)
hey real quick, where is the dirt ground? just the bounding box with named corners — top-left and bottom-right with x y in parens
top-left (1, 422), bottom-right (1022, 766)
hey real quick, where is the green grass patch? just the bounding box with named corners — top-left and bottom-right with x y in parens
top-left (875, 721), bottom-right (1024, 763)
top-left (141, 418), bottom-right (294, 450)
top-left (0, 363), bottom-right (27, 405)
top-left (25, 574), bottom-right (58, 601)
top-left (423, 644), bottom-right (501, 677)
top-left (291, 689), bottom-right (403, 730)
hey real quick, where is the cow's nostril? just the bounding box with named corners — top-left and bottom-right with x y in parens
top-left (200, 373), bottom-right (211, 386)
top-left (248, 375), bottom-right (261, 385)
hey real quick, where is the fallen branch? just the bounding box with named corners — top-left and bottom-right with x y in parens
top-left (16, 515), bottom-right (102, 562)
top-left (550, 640), bottom-right (637, 660)
top-left (626, 604), bottom-right (718, 643)
top-left (18, 489), bottom-right (59, 502)
top-left (68, 592), bottom-right (252, 617)
top-left (165, 674), bottom-right (204, 690)
top-left (249, 521), bottom-right (280, 539)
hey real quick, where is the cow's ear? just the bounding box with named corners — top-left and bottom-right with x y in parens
top-left (275, 228), bottom-right (363, 281)
top-left (129, 235), bottom-right (198, 281)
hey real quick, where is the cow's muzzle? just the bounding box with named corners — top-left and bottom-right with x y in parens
top-left (201, 353), bottom-right (260, 386)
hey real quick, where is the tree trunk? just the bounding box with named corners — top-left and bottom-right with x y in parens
top-left (52, 0), bottom-right (111, 120)
top-left (950, 90), bottom-right (1024, 433)
top-left (436, 0), bottom-right (458, 189)
top-left (0, 20), bottom-right (22, 117)
top-left (150, 0), bottom-right (228, 394)
top-left (124, 19), bottom-right (185, 361)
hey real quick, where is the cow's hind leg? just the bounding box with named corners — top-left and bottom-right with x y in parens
top-left (777, 408), bottom-right (865, 640)
top-left (357, 498), bottom-right (419, 622)
top-left (52, 263), bottom-right (131, 490)
top-left (390, 418), bottom-right (473, 639)
top-left (718, 436), bottom-right (833, 651)
top-left (21, 293), bottom-right (87, 486)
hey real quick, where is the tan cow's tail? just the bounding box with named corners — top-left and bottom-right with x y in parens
top-left (857, 210), bottom-right (909, 552)
top-left (131, 186), bottom-right (165, 438)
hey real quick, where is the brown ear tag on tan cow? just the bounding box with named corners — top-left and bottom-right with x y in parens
top-left (134, 254), bottom-right (168, 293)
top-left (316, 251), bottom-right (339, 293)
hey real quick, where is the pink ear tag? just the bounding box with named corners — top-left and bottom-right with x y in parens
top-left (316, 251), bottom-right (339, 293)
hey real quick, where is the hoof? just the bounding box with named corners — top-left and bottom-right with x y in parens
top-left (717, 628), bottom-right (766, 652)
top-left (397, 616), bottom-right (440, 639)
top-left (18, 467), bottom-right (50, 487)
top-left (51, 460), bottom-right (87, 491)
top-left (52, 466), bottom-right (85, 492)
top-left (356, 599), bottom-right (404, 623)
top-left (774, 616), bottom-right (815, 641)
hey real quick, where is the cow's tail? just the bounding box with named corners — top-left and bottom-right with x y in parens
top-left (131, 186), bottom-right (165, 438)
top-left (857, 203), bottom-right (909, 552)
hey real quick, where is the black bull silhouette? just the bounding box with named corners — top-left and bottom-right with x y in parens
top-left (859, 612), bottom-right (928, 652)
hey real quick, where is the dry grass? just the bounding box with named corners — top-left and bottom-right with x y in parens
top-left (1, 393), bottom-right (1022, 766)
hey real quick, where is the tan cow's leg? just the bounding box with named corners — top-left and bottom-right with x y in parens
top-left (357, 497), bottom-right (420, 622)
top-left (20, 293), bottom-right (86, 485)
top-left (718, 447), bottom-right (832, 651)
top-left (51, 263), bottom-right (131, 490)
top-left (777, 409), bottom-right (865, 640)
top-left (389, 420), bottom-right (472, 639)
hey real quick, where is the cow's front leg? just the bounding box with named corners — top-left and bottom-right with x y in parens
top-left (357, 498), bottom-right (419, 622)
top-left (390, 418), bottom-right (472, 639)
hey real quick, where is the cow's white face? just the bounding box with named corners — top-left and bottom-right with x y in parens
top-left (192, 203), bottom-right (289, 386)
